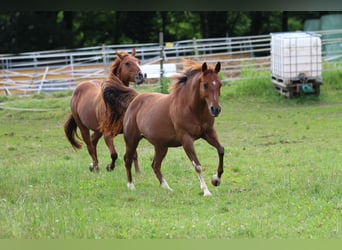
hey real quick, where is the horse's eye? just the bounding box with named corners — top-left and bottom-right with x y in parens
top-left (125, 62), bottom-right (130, 67)
top-left (203, 83), bottom-right (208, 90)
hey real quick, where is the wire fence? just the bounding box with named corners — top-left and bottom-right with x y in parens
top-left (1, 30), bottom-right (342, 95)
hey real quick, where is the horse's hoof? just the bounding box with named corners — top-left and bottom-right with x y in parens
top-left (89, 163), bottom-right (100, 173)
top-left (106, 164), bottom-right (114, 172)
top-left (127, 182), bottom-right (135, 190)
top-left (211, 174), bottom-right (221, 186)
top-left (203, 190), bottom-right (212, 197)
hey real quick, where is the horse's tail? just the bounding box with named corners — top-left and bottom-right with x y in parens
top-left (64, 114), bottom-right (83, 150)
top-left (100, 78), bottom-right (138, 137)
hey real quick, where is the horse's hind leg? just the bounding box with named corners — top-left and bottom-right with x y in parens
top-left (103, 135), bottom-right (118, 171)
top-left (79, 126), bottom-right (100, 172)
top-left (124, 138), bottom-right (140, 190)
top-left (152, 146), bottom-right (172, 191)
top-left (103, 136), bottom-right (140, 173)
top-left (90, 131), bottom-right (102, 171)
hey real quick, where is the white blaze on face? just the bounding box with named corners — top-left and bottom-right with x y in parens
top-left (212, 81), bottom-right (218, 102)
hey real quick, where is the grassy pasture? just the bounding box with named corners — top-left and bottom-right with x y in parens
top-left (0, 69), bottom-right (341, 239)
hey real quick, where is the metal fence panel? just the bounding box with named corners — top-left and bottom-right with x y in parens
top-left (1, 30), bottom-right (342, 95)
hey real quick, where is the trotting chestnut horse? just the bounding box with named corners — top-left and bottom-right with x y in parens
top-left (103, 59), bottom-right (224, 196)
top-left (64, 49), bottom-right (145, 172)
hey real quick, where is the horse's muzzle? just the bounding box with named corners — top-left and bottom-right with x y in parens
top-left (210, 105), bottom-right (221, 117)
top-left (135, 72), bottom-right (146, 85)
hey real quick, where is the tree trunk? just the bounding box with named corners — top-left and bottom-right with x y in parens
top-left (282, 11), bottom-right (288, 32)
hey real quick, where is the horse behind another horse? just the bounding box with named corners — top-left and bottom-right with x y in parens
top-left (64, 49), bottom-right (144, 172)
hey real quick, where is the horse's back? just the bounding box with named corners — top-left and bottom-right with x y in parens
top-left (125, 92), bottom-right (167, 127)
top-left (73, 80), bottom-right (101, 96)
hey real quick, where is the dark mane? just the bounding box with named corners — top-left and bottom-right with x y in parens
top-left (169, 59), bottom-right (206, 94)
top-left (100, 77), bottom-right (138, 136)
top-left (108, 51), bottom-right (130, 80)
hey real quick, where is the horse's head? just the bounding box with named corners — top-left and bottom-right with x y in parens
top-left (199, 62), bottom-right (222, 117)
top-left (114, 48), bottom-right (146, 86)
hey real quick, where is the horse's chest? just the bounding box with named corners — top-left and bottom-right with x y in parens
top-left (175, 118), bottom-right (210, 139)
top-left (193, 123), bottom-right (211, 137)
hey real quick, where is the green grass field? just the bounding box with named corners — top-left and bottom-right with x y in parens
top-left (0, 69), bottom-right (341, 239)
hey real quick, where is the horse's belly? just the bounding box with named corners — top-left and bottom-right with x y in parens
top-left (144, 133), bottom-right (181, 148)
top-left (139, 120), bottom-right (178, 146)
top-left (138, 110), bottom-right (179, 147)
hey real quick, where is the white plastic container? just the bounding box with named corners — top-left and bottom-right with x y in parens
top-left (271, 32), bottom-right (322, 80)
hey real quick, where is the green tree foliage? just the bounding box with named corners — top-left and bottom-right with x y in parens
top-left (0, 11), bottom-right (337, 54)
top-left (0, 12), bottom-right (70, 53)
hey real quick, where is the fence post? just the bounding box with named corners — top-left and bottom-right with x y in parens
top-left (33, 54), bottom-right (38, 84)
top-left (37, 66), bottom-right (49, 94)
top-left (102, 44), bottom-right (109, 75)
top-left (159, 32), bottom-right (168, 93)
top-left (159, 32), bottom-right (164, 79)
top-left (193, 37), bottom-right (199, 59)
top-left (69, 55), bottom-right (74, 89)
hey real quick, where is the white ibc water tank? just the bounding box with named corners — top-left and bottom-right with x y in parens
top-left (271, 32), bottom-right (322, 79)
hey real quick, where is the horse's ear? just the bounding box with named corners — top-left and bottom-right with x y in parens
top-left (215, 62), bottom-right (221, 73)
top-left (131, 48), bottom-right (136, 56)
top-left (116, 51), bottom-right (124, 60)
top-left (201, 62), bottom-right (208, 72)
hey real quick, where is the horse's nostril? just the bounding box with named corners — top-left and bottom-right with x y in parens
top-left (210, 106), bottom-right (221, 117)
top-left (137, 72), bottom-right (146, 80)
top-left (135, 72), bottom-right (145, 85)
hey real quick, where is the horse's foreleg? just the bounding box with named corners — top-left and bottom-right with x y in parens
top-left (103, 135), bottom-right (118, 171)
top-left (203, 129), bottom-right (224, 186)
top-left (152, 146), bottom-right (172, 191)
top-left (90, 131), bottom-right (102, 172)
top-left (182, 136), bottom-right (211, 197)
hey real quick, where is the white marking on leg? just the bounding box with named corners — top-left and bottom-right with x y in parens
top-left (127, 182), bottom-right (135, 190)
top-left (198, 173), bottom-right (212, 197)
top-left (203, 189), bottom-right (212, 197)
top-left (192, 162), bottom-right (212, 196)
top-left (161, 178), bottom-right (173, 191)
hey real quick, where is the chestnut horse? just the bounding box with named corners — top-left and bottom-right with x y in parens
top-left (103, 59), bottom-right (224, 196)
top-left (64, 49), bottom-right (145, 172)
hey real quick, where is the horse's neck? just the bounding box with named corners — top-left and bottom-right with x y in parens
top-left (109, 72), bottom-right (129, 86)
top-left (176, 77), bottom-right (208, 118)
top-left (116, 72), bottom-right (130, 86)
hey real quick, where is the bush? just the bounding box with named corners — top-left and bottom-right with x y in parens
top-left (230, 66), bottom-right (273, 98)
top-left (160, 77), bottom-right (171, 94)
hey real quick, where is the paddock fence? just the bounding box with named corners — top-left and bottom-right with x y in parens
top-left (1, 29), bottom-right (342, 96)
